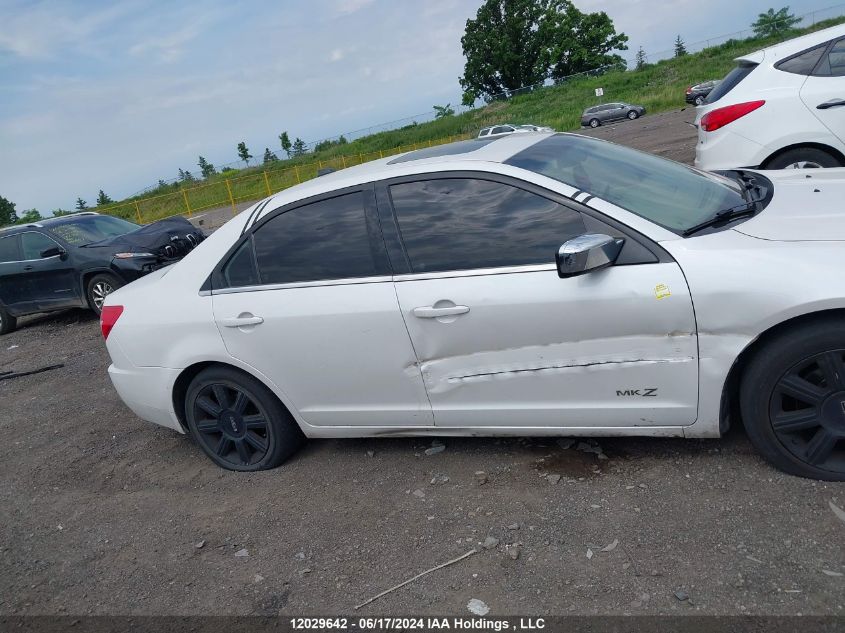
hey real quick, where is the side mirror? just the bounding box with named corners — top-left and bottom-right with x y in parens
top-left (556, 234), bottom-right (624, 278)
top-left (40, 247), bottom-right (67, 260)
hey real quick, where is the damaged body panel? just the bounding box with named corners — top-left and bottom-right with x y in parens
top-left (394, 262), bottom-right (698, 427)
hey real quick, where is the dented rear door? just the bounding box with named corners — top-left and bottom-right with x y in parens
top-left (384, 175), bottom-right (698, 429)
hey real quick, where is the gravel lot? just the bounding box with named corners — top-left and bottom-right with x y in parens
top-left (2, 109), bottom-right (844, 618)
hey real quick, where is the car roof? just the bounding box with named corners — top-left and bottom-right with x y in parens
top-left (251, 132), bottom-right (557, 218)
top-left (737, 22), bottom-right (845, 65)
top-left (0, 212), bottom-right (104, 236)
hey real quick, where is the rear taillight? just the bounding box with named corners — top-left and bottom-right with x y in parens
top-left (700, 100), bottom-right (765, 132)
top-left (686, 86), bottom-right (692, 94)
top-left (101, 305), bottom-right (124, 340)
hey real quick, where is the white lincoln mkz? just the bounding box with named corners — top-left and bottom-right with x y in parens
top-left (103, 133), bottom-right (845, 480)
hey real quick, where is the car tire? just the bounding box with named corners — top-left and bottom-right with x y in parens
top-left (627, 110), bottom-right (639, 120)
top-left (740, 318), bottom-right (845, 481)
top-left (694, 96), bottom-right (705, 106)
top-left (588, 118), bottom-right (600, 128)
top-left (185, 366), bottom-right (305, 471)
top-left (765, 147), bottom-right (843, 170)
top-left (0, 304), bottom-right (17, 335)
top-left (86, 273), bottom-right (123, 316)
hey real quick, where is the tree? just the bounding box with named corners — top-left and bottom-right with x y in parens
top-left (52, 209), bottom-right (73, 217)
top-left (0, 195), bottom-right (17, 226)
top-left (263, 147), bottom-right (278, 164)
top-left (459, 0), bottom-right (628, 102)
top-left (75, 198), bottom-right (88, 211)
top-left (674, 35), bottom-right (687, 57)
top-left (434, 103), bottom-right (456, 118)
top-left (279, 131), bottom-right (292, 158)
top-left (291, 137), bottom-right (307, 157)
top-left (198, 156), bottom-right (216, 179)
top-left (178, 168), bottom-right (186, 181)
top-left (752, 7), bottom-right (801, 38)
top-left (96, 190), bottom-right (113, 206)
top-left (183, 170), bottom-right (195, 183)
top-left (634, 46), bottom-right (647, 70)
top-left (537, 1), bottom-right (629, 82)
top-left (237, 141), bottom-right (252, 166)
top-left (17, 209), bottom-right (42, 224)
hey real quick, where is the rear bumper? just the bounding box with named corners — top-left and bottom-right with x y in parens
top-left (108, 362), bottom-right (183, 432)
top-left (694, 128), bottom-right (767, 171)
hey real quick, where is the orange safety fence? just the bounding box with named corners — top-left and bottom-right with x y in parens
top-left (94, 133), bottom-right (472, 225)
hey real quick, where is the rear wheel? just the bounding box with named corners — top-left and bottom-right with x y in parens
top-left (86, 273), bottom-right (123, 316)
top-left (588, 118), bottom-right (600, 128)
top-left (185, 366), bottom-right (304, 471)
top-left (765, 147), bottom-right (843, 170)
top-left (0, 304), bottom-right (17, 335)
top-left (694, 95), bottom-right (705, 106)
top-left (740, 319), bottom-right (845, 480)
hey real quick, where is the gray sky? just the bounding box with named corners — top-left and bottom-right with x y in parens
top-left (0, 0), bottom-right (826, 213)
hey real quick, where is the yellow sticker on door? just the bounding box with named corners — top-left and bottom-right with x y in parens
top-left (654, 283), bottom-right (671, 300)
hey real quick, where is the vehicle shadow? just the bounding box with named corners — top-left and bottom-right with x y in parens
top-left (16, 308), bottom-right (98, 331)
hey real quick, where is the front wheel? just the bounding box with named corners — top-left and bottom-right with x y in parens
top-left (765, 147), bottom-right (843, 170)
top-left (185, 366), bottom-right (304, 471)
top-left (627, 110), bottom-right (639, 120)
top-left (588, 118), bottom-right (600, 128)
top-left (0, 304), bottom-right (17, 335)
top-left (740, 319), bottom-right (845, 480)
top-left (86, 273), bottom-right (123, 316)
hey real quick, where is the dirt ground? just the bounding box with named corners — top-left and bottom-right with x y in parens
top-left (2, 109), bottom-right (844, 618)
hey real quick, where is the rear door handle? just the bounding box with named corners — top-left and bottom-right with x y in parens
top-left (412, 305), bottom-right (470, 318)
top-left (220, 315), bottom-right (264, 327)
top-left (817, 99), bottom-right (845, 109)
top-left (23, 266), bottom-right (34, 271)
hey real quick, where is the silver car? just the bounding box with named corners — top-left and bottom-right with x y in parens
top-left (581, 102), bottom-right (646, 128)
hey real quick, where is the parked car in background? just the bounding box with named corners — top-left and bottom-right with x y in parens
top-left (478, 124), bottom-right (542, 138)
top-left (104, 132), bottom-right (845, 481)
top-left (515, 124), bottom-right (555, 132)
top-left (685, 80), bottom-right (720, 106)
top-left (695, 22), bottom-right (845, 170)
top-left (581, 103), bottom-right (646, 128)
top-left (0, 212), bottom-right (204, 334)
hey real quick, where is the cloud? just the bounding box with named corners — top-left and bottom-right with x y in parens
top-left (332, 0), bottom-right (376, 16)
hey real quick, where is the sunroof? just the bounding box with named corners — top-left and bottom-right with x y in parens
top-left (387, 138), bottom-right (497, 164)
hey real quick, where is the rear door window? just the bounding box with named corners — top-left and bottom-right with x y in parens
top-left (777, 43), bottom-right (828, 75)
top-left (814, 38), bottom-right (845, 76)
top-left (251, 191), bottom-right (378, 285)
top-left (706, 63), bottom-right (758, 104)
top-left (0, 235), bottom-right (20, 263)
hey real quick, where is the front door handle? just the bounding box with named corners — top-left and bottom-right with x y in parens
top-left (412, 305), bottom-right (470, 318)
top-left (817, 99), bottom-right (845, 110)
top-left (23, 265), bottom-right (34, 271)
top-left (220, 315), bottom-right (264, 327)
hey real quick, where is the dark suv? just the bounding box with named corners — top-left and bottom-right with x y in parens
top-left (0, 212), bottom-right (204, 334)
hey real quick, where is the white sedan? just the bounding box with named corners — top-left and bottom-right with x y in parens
top-left (103, 132), bottom-right (845, 480)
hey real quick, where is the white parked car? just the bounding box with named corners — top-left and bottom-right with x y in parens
top-left (695, 23), bottom-right (845, 170)
top-left (104, 133), bottom-right (845, 480)
top-left (478, 123), bottom-right (551, 138)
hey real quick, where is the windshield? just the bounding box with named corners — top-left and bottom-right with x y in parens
top-left (48, 216), bottom-right (140, 246)
top-left (505, 134), bottom-right (749, 234)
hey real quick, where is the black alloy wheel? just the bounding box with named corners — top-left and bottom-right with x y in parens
top-left (185, 366), bottom-right (304, 471)
top-left (192, 382), bottom-right (271, 467)
top-left (768, 350), bottom-right (845, 473)
top-left (741, 320), bottom-right (845, 480)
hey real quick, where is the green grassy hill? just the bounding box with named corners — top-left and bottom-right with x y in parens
top-left (95, 16), bottom-right (844, 223)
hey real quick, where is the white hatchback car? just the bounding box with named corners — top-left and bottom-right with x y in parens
top-left (104, 133), bottom-right (845, 480)
top-left (695, 22), bottom-right (845, 170)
